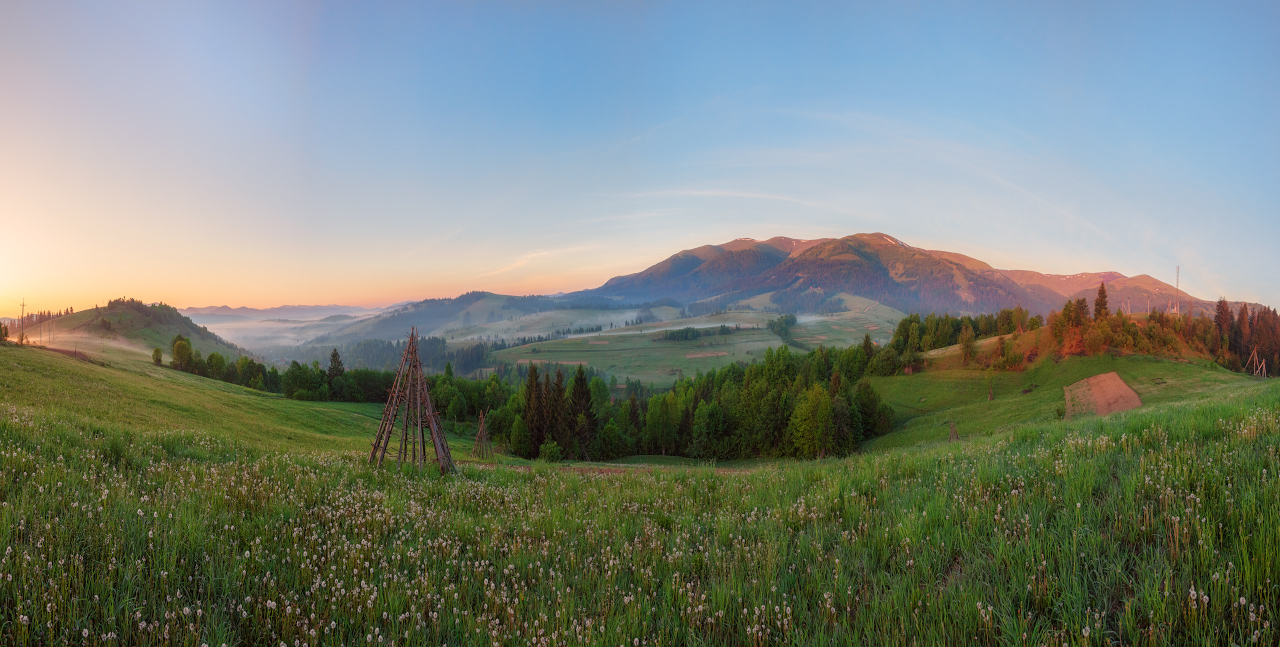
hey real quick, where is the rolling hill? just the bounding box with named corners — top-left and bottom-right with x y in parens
top-left (21, 297), bottom-right (247, 360)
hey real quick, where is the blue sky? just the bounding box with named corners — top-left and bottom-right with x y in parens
top-left (1, 1), bottom-right (1277, 313)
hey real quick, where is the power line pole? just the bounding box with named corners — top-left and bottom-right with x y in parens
top-left (1175, 266), bottom-right (1181, 315)
top-left (19, 298), bottom-right (25, 345)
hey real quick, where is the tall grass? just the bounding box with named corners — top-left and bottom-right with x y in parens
top-left (2, 375), bottom-right (1279, 645)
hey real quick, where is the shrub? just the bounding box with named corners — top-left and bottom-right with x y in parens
top-left (537, 440), bottom-right (563, 463)
top-left (867, 347), bottom-right (901, 377)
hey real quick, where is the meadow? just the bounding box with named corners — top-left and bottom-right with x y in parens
top-left (2, 343), bottom-right (1279, 645)
top-left (491, 325), bottom-right (791, 386)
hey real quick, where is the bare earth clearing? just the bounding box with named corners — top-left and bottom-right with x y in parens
top-left (1063, 371), bottom-right (1143, 418)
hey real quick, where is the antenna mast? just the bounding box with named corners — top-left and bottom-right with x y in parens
top-left (1175, 266), bottom-right (1180, 315)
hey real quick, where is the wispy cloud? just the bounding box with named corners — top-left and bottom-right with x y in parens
top-left (475, 251), bottom-right (551, 278)
top-left (475, 245), bottom-right (599, 279)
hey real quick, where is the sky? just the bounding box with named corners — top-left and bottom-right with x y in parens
top-left (1, 1), bottom-right (1278, 317)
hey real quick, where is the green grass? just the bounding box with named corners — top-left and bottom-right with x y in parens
top-left (790, 293), bottom-right (904, 348)
top-left (492, 325), bottom-right (799, 384)
top-left (2, 341), bottom-right (1280, 644)
top-left (0, 344), bottom-right (507, 461)
top-left (28, 307), bottom-right (244, 360)
top-left (864, 353), bottom-right (1261, 450)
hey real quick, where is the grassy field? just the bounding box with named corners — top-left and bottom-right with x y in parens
top-left (790, 294), bottom-right (904, 348)
top-left (0, 344), bottom-right (510, 463)
top-left (865, 353), bottom-right (1263, 450)
top-left (3, 341), bottom-right (1280, 645)
top-left (491, 325), bottom-right (798, 385)
top-left (487, 301), bottom-right (908, 385)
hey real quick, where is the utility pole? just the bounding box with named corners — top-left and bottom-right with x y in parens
top-left (19, 299), bottom-right (24, 345)
top-left (1175, 266), bottom-right (1181, 315)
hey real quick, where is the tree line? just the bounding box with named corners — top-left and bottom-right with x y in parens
top-left (1043, 283), bottom-right (1279, 376)
top-left (160, 335), bottom-right (282, 392)
top-left (661, 324), bottom-right (739, 341)
top-left (496, 343), bottom-right (894, 462)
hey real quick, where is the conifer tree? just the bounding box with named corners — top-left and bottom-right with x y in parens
top-left (1215, 298), bottom-right (1234, 347)
top-left (523, 365), bottom-right (543, 453)
top-left (1237, 303), bottom-right (1251, 356)
top-left (327, 348), bottom-right (345, 383)
top-left (1094, 282), bottom-right (1109, 321)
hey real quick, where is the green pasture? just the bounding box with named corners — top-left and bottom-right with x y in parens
top-left (1, 336), bottom-right (1279, 644)
top-left (491, 326), bottom-right (797, 384)
top-left (865, 353), bottom-right (1261, 450)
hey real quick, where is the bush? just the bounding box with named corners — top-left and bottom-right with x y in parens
top-left (866, 347), bottom-right (901, 377)
top-left (537, 440), bottom-right (563, 463)
top-left (152, 348), bottom-right (162, 366)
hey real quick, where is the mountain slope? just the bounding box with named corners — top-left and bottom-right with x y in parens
top-left (590, 237), bottom-right (830, 302)
top-left (579, 233), bottom-right (1235, 317)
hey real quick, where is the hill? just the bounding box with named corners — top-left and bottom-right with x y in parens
top-left (181, 304), bottom-right (386, 322)
top-left (21, 297), bottom-right (246, 360)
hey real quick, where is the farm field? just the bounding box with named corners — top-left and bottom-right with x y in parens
top-left (487, 302), bottom-right (909, 385)
top-left (790, 294), bottom-right (904, 347)
top-left (1, 341), bottom-right (1278, 644)
top-left (491, 325), bottom-right (797, 385)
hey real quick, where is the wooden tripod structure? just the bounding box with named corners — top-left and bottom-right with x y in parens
top-left (369, 328), bottom-right (456, 474)
top-left (1246, 348), bottom-right (1268, 379)
top-left (473, 409), bottom-right (494, 459)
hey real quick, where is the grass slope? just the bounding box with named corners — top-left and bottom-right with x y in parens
top-left (27, 306), bottom-right (244, 360)
top-left (491, 325), bottom-right (797, 385)
top-left (0, 344), bottom-right (500, 463)
top-left (2, 341), bottom-right (1279, 644)
top-left (865, 353), bottom-right (1262, 450)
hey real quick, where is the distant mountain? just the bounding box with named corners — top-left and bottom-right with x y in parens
top-left (181, 304), bottom-right (384, 323)
top-left (576, 233), bottom-right (1222, 317)
top-left (588, 237), bottom-right (831, 303)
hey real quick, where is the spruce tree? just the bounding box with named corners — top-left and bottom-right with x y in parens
top-left (569, 365), bottom-right (596, 453)
top-left (327, 348), bottom-right (345, 383)
top-left (1094, 282), bottom-right (1109, 321)
top-left (1215, 298), bottom-right (1234, 347)
top-left (523, 365), bottom-right (543, 450)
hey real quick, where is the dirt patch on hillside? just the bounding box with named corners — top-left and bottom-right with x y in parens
top-left (685, 351), bottom-right (729, 359)
top-left (588, 341), bottom-right (610, 345)
top-left (1063, 372), bottom-right (1142, 419)
top-left (515, 359), bottom-right (588, 365)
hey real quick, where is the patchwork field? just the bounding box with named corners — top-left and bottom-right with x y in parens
top-left (790, 294), bottom-right (904, 347)
top-left (491, 325), bottom-right (795, 385)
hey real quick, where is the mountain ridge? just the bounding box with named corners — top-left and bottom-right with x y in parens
top-left (576, 233), bottom-right (1218, 317)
